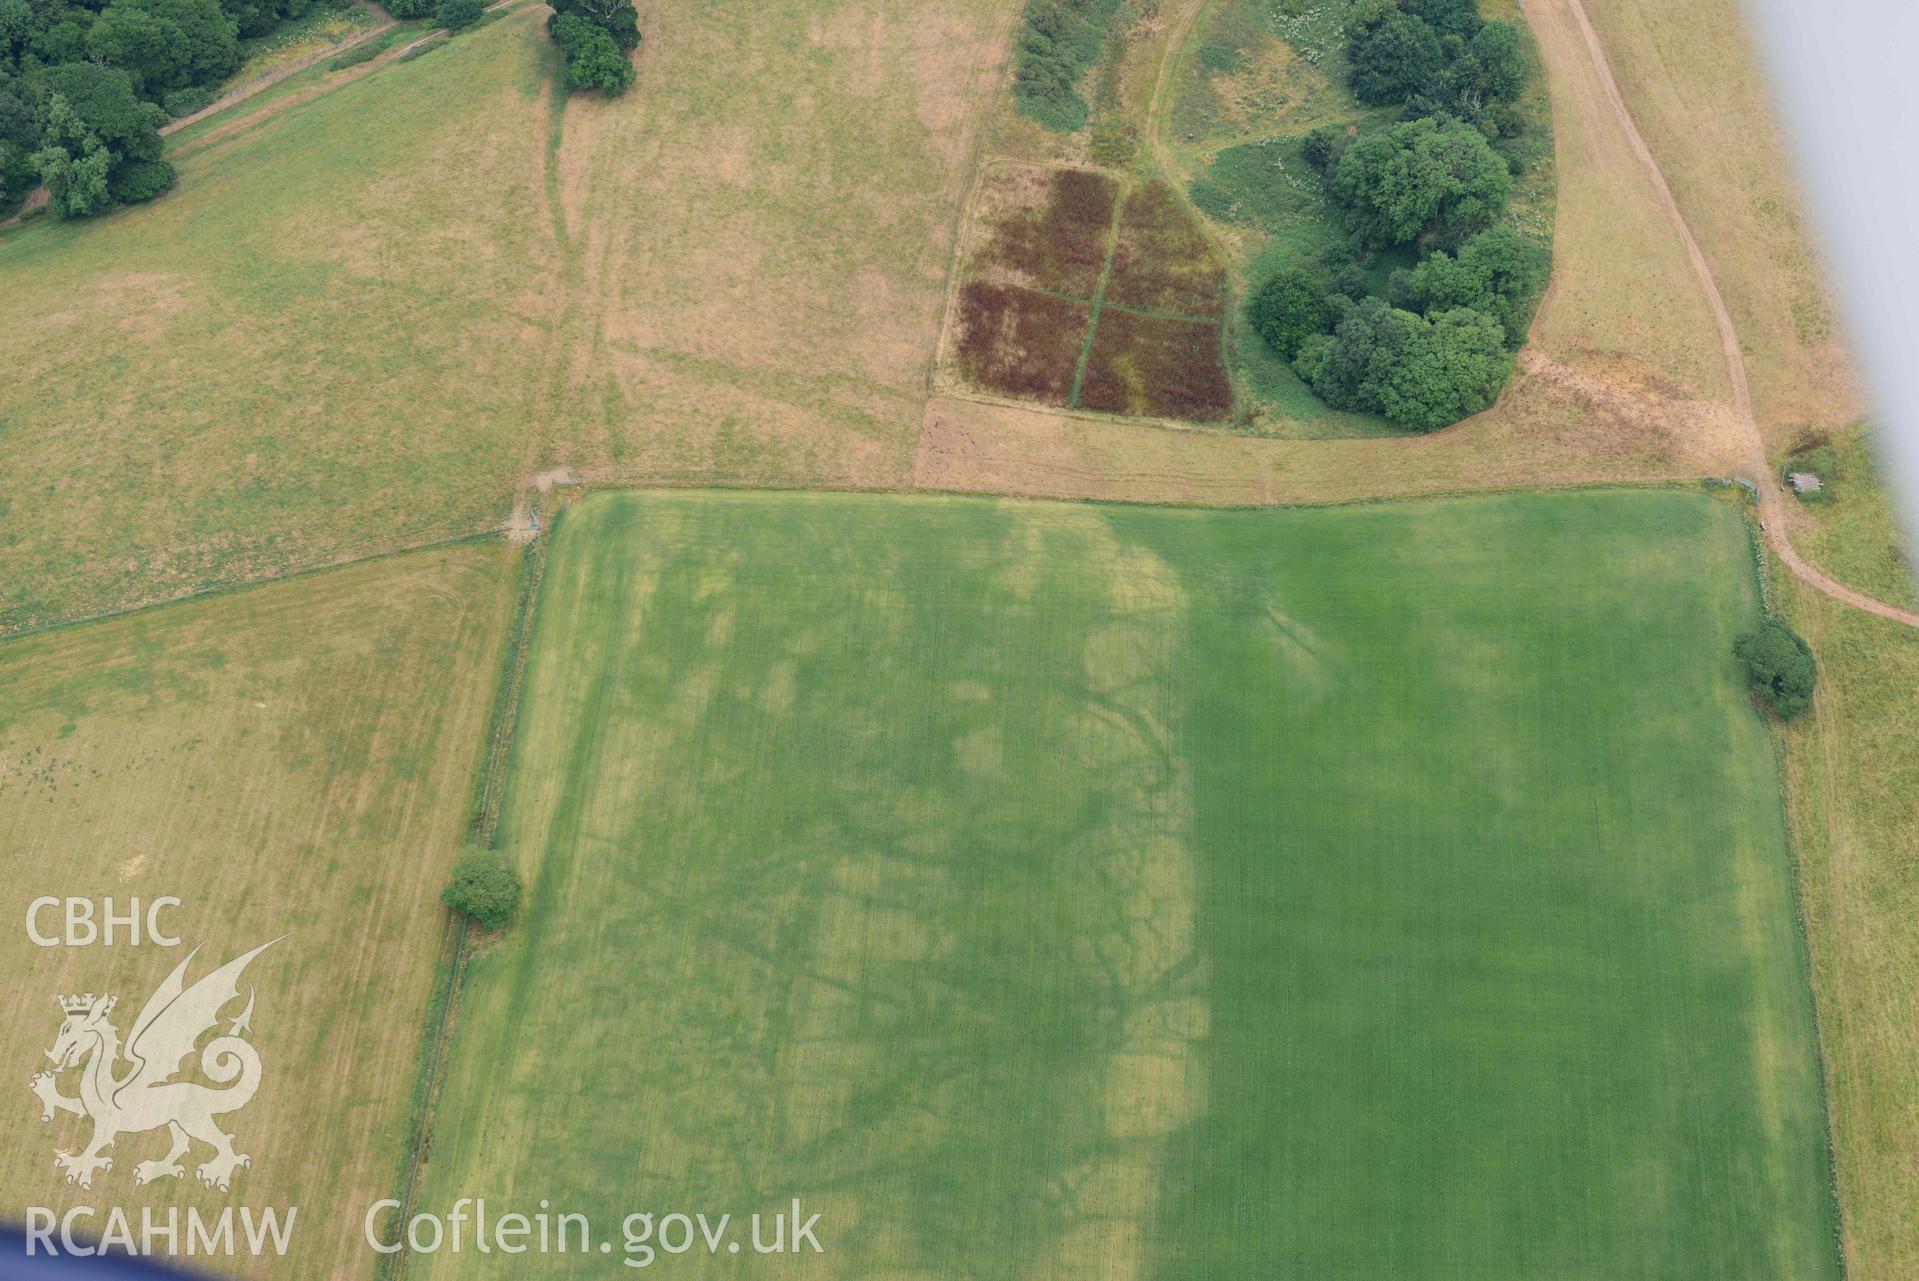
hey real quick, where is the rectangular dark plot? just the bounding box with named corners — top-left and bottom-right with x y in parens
top-left (979, 167), bottom-right (1120, 298)
top-left (954, 280), bottom-right (1092, 406)
top-left (1105, 180), bottom-right (1228, 318)
top-left (1079, 308), bottom-right (1232, 421)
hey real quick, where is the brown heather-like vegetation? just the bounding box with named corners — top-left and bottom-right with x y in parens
top-left (948, 165), bottom-right (1229, 421)
top-left (976, 165), bottom-right (1120, 295)
top-left (954, 279), bottom-right (1091, 406)
top-left (1104, 178), bottom-right (1226, 318)
top-left (1079, 308), bottom-right (1230, 420)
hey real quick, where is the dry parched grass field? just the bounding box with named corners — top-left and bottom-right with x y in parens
top-left (0, 0), bottom-right (1014, 633)
top-left (1580, 0), bottom-right (1864, 452)
top-left (0, 0), bottom-right (1821, 627)
top-left (0, 544), bottom-right (519, 1279)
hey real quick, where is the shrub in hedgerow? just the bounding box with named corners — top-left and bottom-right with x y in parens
top-left (442, 845), bottom-right (523, 929)
top-left (1734, 618), bottom-right (1817, 719)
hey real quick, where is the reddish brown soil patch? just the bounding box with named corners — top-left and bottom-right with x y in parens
top-left (1105, 181), bottom-right (1226, 318)
top-left (1079, 309), bottom-right (1230, 420)
top-left (979, 167), bottom-right (1120, 297)
top-left (954, 280), bottom-right (1092, 406)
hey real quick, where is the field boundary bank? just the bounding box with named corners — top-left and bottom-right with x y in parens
top-left (0, 529), bottom-right (507, 647)
top-left (379, 518), bottom-right (551, 1281)
top-left (1554, 0), bottom-right (1919, 632)
top-left (469, 525), bottom-right (551, 843)
top-left (530, 475), bottom-right (1716, 518)
top-left (3, 479), bottom-right (1747, 644)
top-left (374, 919), bottom-right (468, 1281)
top-left (1743, 512), bottom-right (1854, 1281)
top-left (165, 0), bottom-right (530, 156)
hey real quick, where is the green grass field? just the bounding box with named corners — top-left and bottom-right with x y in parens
top-left (1788, 581), bottom-right (1919, 1279)
top-left (417, 488), bottom-right (1837, 1278)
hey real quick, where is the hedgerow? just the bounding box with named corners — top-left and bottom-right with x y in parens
top-left (1011, 0), bottom-right (1121, 132)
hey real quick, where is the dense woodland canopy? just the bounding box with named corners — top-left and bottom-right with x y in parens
top-left (1249, 0), bottom-right (1549, 432)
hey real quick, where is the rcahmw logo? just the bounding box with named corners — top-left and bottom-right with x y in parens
top-left (21, 936), bottom-right (298, 1262)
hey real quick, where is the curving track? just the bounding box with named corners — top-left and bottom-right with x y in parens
top-left (1556, 0), bottom-right (1919, 629)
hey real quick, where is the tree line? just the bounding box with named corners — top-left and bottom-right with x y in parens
top-left (0, 0), bottom-right (634, 223)
top-left (1247, 0), bottom-right (1549, 432)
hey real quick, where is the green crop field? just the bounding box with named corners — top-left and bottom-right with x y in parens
top-left (416, 488), bottom-right (1837, 1278)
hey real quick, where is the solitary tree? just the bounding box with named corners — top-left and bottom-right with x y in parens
top-left (442, 845), bottom-right (523, 930)
top-left (1301, 124), bottom-right (1346, 172)
top-left (548, 0), bottom-right (638, 50)
top-left (548, 15), bottom-right (631, 94)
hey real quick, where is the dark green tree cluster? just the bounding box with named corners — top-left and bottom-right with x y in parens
top-left (1346, 0), bottom-right (1527, 122)
top-left (1011, 0), bottom-right (1118, 132)
top-left (1391, 223), bottom-right (1548, 343)
top-left (442, 845), bottom-right (524, 930)
top-left (437, 0), bottom-right (482, 31)
top-left (1289, 296), bottom-right (1510, 431)
top-left (546, 0), bottom-right (636, 96)
top-left (13, 62), bottom-right (170, 217)
top-left (1244, 1), bottom-right (1547, 432)
top-left (1328, 115), bottom-right (1510, 250)
top-left (1734, 618), bottom-right (1817, 719)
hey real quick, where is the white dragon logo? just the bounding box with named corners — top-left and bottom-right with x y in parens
top-left (27, 938), bottom-right (280, 1191)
